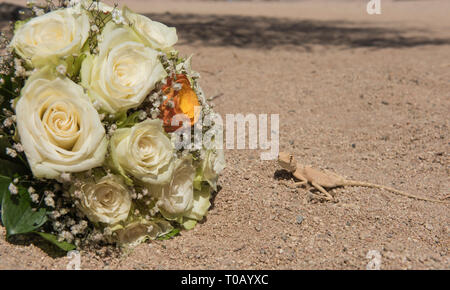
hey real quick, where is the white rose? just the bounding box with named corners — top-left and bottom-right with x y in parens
top-left (152, 157), bottom-right (195, 220)
top-left (81, 22), bottom-right (167, 114)
top-left (75, 175), bottom-right (131, 224)
top-left (184, 186), bottom-right (213, 226)
top-left (123, 7), bottom-right (178, 52)
top-left (11, 8), bottom-right (89, 68)
top-left (112, 218), bottom-right (173, 246)
top-left (15, 67), bottom-right (107, 179)
top-left (202, 149), bottom-right (226, 191)
top-left (110, 119), bottom-right (174, 184)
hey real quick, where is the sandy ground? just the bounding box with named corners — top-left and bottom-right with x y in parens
top-left (0, 0), bottom-right (449, 269)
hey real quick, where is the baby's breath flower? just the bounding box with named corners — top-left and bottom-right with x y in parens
top-left (8, 183), bottom-right (18, 195)
top-left (90, 24), bottom-right (99, 33)
top-left (73, 190), bottom-right (82, 199)
top-left (103, 227), bottom-right (112, 236)
top-left (166, 100), bottom-right (175, 109)
top-left (30, 193), bottom-right (39, 203)
top-left (44, 195), bottom-right (55, 207)
top-left (108, 124), bottom-right (117, 135)
top-left (53, 221), bottom-right (62, 231)
top-left (56, 64), bottom-right (67, 76)
top-left (172, 82), bottom-right (182, 91)
top-left (51, 210), bottom-right (61, 219)
top-left (111, 9), bottom-right (125, 25)
top-left (59, 231), bottom-right (74, 243)
top-left (3, 117), bottom-right (13, 128)
top-left (32, 7), bottom-right (44, 16)
top-left (139, 111), bottom-right (147, 120)
top-left (12, 143), bottom-right (24, 153)
top-left (60, 172), bottom-right (71, 183)
top-left (6, 148), bottom-right (17, 158)
top-left (44, 190), bottom-right (55, 197)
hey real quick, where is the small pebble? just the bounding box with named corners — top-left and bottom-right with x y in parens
top-left (296, 215), bottom-right (304, 224)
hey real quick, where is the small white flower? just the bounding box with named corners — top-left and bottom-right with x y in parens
top-left (44, 195), bottom-right (55, 207)
top-left (9, 183), bottom-right (18, 194)
top-left (166, 100), bottom-right (174, 109)
top-left (30, 193), bottom-right (39, 203)
top-left (73, 190), bottom-right (82, 199)
top-left (90, 25), bottom-right (99, 33)
top-left (108, 124), bottom-right (117, 135)
top-left (60, 173), bottom-right (71, 183)
top-left (138, 111), bottom-right (147, 120)
top-left (12, 143), bottom-right (24, 152)
top-left (150, 108), bottom-right (160, 119)
top-left (13, 178), bottom-right (19, 184)
top-left (28, 187), bottom-right (35, 194)
top-left (56, 64), bottom-right (67, 76)
top-left (3, 117), bottom-right (13, 127)
top-left (172, 82), bottom-right (182, 91)
top-left (111, 9), bottom-right (126, 25)
top-left (44, 190), bottom-right (55, 197)
top-left (59, 231), bottom-right (74, 243)
top-left (32, 7), bottom-right (44, 16)
top-left (103, 227), bottom-right (112, 236)
top-left (6, 147), bottom-right (17, 158)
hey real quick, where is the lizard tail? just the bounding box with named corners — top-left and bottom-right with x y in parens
top-left (343, 180), bottom-right (449, 204)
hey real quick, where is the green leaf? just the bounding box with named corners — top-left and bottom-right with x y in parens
top-left (34, 232), bottom-right (76, 252)
top-left (0, 158), bottom-right (29, 177)
top-left (1, 184), bottom-right (47, 237)
top-left (0, 175), bottom-right (9, 208)
top-left (117, 111), bottom-right (142, 128)
top-left (0, 73), bottom-right (21, 104)
top-left (156, 228), bottom-right (180, 240)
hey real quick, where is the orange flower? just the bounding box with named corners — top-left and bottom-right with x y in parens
top-left (159, 74), bottom-right (200, 133)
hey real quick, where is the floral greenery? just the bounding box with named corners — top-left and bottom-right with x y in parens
top-left (0, 0), bottom-right (224, 251)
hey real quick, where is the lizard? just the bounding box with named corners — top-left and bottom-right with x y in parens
top-left (277, 152), bottom-right (448, 204)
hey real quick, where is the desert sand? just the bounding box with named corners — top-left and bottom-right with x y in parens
top-left (0, 0), bottom-right (449, 269)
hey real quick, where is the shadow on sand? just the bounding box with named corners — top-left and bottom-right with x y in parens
top-left (1, 3), bottom-right (448, 49)
top-left (145, 12), bottom-right (450, 49)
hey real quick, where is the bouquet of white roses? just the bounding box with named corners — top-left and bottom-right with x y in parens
top-left (0, 0), bottom-right (224, 250)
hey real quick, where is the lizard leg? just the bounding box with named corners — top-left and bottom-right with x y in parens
top-left (311, 182), bottom-right (334, 201)
top-left (294, 181), bottom-right (308, 187)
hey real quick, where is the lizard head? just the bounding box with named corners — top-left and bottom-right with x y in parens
top-left (278, 152), bottom-right (297, 172)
